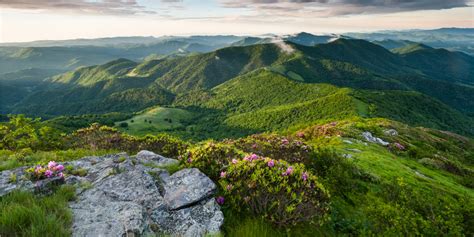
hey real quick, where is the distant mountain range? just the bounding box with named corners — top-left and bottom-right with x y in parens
top-left (1, 31), bottom-right (472, 137)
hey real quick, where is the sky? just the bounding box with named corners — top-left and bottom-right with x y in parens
top-left (0, 0), bottom-right (473, 43)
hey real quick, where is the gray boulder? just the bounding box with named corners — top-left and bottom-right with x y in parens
top-left (136, 150), bottom-right (179, 167)
top-left (0, 167), bottom-right (35, 197)
top-left (164, 168), bottom-right (217, 210)
top-left (67, 152), bottom-right (222, 237)
top-left (362, 132), bottom-right (389, 146)
top-left (384, 129), bottom-right (399, 136)
top-left (0, 151), bottom-right (223, 237)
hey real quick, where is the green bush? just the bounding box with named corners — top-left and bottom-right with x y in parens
top-left (229, 134), bottom-right (312, 164)
top-left (66, 123), bottom-right (187, 158)
top-left (308, 149), bottom-right (363, 196)
top-left (181, 141), bottom-right (244, 180)
top-left (0, 115), bottom-right (63, 151)
top-left (219, 156), bottom-right (330, 227)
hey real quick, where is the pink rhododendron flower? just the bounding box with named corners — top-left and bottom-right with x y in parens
top-left (296, 132), bottom-right (305, 138)
top-left (58, 172), bottom-right (64, 178)
top-left (216, 196), bottom-right (225, 205)
top-left (302, 171), bottom-right (308, 181)
top-left (394, 142), bottom-right (405, 150)
top-left (243, 156), bottom-right (250, 161)
top-left (231, 159), bottom-right (238, 164)
top-left (55, 164), bottom-right (64, 172)
top-left (283, 166), bottom-right (293, 176)
top-left (44, 170), bottom-right (53, 178)
top-left (281, 139), bottom-right (289, 145)
top-left (220, 171), bottom-right (227, 178)
top-left (35, 165), bottom-right (43, 174)
top-left (47, 161), bottom-right (57, 169)
top-left (267, 159), bottom-right (275, 168)
top-left (249, 154), bottom-right (259, 161)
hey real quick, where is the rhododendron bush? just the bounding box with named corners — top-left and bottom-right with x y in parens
top-left (219, 154), bottom-right (330, 226)
top-left (26, 161), bottom-right (65, 181)
top-left (180, 142), bottom-right (244, 180)
top-left (228, 134), bottom-right (313, 164)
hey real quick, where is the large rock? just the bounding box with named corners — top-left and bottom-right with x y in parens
top-left (0, 167), bottom-right (34, 197)
top-left (66, 151), bottom-right (222, 237)
top-left (164, 168), bottom-right (216, 210)
top-left (136, 150), bottom-right (179, 167)
top-left (0, 151), bottom-right (223, 237)
top-left (362, 132), bottom-right (389, 146)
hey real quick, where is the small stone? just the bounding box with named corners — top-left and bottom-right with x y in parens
top-left (384, 129), bottom-right (398, 136)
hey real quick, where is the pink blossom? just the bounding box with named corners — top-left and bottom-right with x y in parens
top-left (283, 166), bottom-right (293, 176)
top-left (249, 154), bottom-right (259, 161)
top-left (302, 172), bottom-right (308, 181)
top-left (394, 142), bottom-right (405, 150)
top-left (267, 159), bottom-right (275, 168)
top-left (55, 164), bottom-right (64, 172)
top-left (58, 172), bottom-right (64, 178)
top-left (35, 165), bottom-right (42, 174)
top-left (243, 156), bottom-right (250, 161)
top-left (231, 159), bottom-right (238, 164)
top-left (281, 139), bottom-right (289, 145)
top-left (296, 132), bottom-right (305, 138)
top-left (47, 161), bottom-right (57, 169)
top-left (216, 196), bottom-right (225, 205)
top-left (44, 170), bottom-right (53, 178)
top-left (220, 171), bottom-right (227, 178)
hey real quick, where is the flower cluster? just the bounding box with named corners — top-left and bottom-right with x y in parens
top-left (229, 134), bottom-right (313, 164)
top-left (181, 142), bottom-right (244, 180)
top-left (219, 157), bottom-right (330, 226)
top-left (27, 161), bottom-right (65, 181)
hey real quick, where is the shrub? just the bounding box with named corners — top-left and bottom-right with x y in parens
top-left (219, 156), bottom-right (330, 227)
top-left (181, 142), bottom-right (244, 180)
top-left (229, 134), bottom-right (312, 164)
top-left (0, 115), bottom-right (63, 151)
top-left (25, 161), bottom-right (65, 181)
top-left (119, 122), bottom-right (128, 128)
top-left (308, 149), bottom-right (363, 196)
top-left (66, 124), bottom-right (187, 158)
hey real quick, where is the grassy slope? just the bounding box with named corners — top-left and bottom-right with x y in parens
top-left (115, 106), bottom-right (195, 136)
top-left (291, 118), bottom-right (473, 235)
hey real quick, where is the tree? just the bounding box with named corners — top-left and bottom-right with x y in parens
top-left (119, 122), bottom-right (129, 128)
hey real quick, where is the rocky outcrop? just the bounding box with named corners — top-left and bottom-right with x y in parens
top-left (0, 151), bottom-right (224, 237)
top-left (164, 168), bottom-right (217, 210)
top-left (0, 167), bottom-right (34, 197)
top-left (362, 132), bottom-right (389, 146)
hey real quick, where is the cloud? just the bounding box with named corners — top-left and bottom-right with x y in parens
top-left (220, 0), bottom-right (471, 16)
top-left (0, 0), bottom-right (156, 15)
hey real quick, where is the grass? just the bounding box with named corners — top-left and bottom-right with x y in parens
top-left (0, 185), bottom-right (76, 237)
top-left (115, 106), bottom-right (195, 136)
